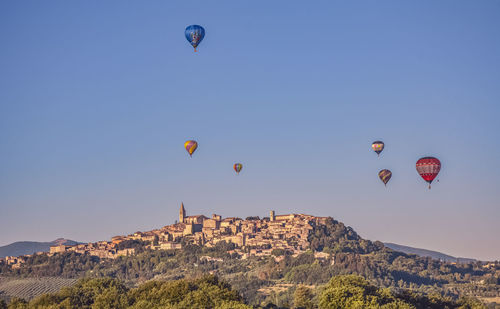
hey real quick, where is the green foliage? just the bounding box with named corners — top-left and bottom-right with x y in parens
top-left (284, 263), bottom-right (333, 285)
top-left (4, 243), bottom-right (496, 305)
top-left (128, 275), bottom-right (249, 308)
top-left (7, 275), bottom-right (250, 309)
top-left (3, 273), bottom-right (488, 309)
top-left (1, 252), bottom-right (100, 278)
top-left (116, 240), bottom-right (148, 252)
top-left (271, 249), bottom-right (286, 257)
top-left (227, 273), bottom-right (271, 305)
top-left (319, 275), bottom-right (416, 309)
top-left (29, 277), bottom-right (128, 309)
top-left (210, 241), bottom-right (236, 256)
top-left (6, 297), bottom-right (27, 309)
top-left (293, 285), bottom-right (314, 309)
top-left (319, 275), bottom-right (486, 309)
top-left (308, 217), bottom-right (379, 254)
top-left (457, 296), bottom-right (487, 309)
top-left (0, 299), bottom-right (6, 309)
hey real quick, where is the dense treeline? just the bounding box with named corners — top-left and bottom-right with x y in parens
top-left (5, 275), bottom-right (250, 309)
top-left (319, 274), bottom-right (486, 309)
top-left (2, 275), bottom-right (489, 308)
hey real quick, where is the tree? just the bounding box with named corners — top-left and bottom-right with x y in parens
top-left (457, 297), bottom-right (486, 309)
top-left (293, 285), bottom-right (314, 309)
top-left (0, 299), bottom-right (6, 309)
top-left (319, 275), bottom-right (415, 309)
top-left (216, 301), bottom-right (252, 309)
top-left (28, 278), bottom-right (128, 309)
top-left (128, 275), bottom-right (250, 308)
top-left (14, 275), bottom-right (251, 308)
top-left (5, 298), bottom-right (27, 309)
top-left (271, 249), bottom-right (285, 257)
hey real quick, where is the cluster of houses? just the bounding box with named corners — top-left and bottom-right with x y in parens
top-left (1, 255), bottom-right (29, 269)
top-left (165, 203), bottom-right (330, 258)
top-left (1, 204), bottom-right (331, 269)
top-left (49, 240), bottom-right (137, 259)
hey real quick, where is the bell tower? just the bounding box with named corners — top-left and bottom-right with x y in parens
top-left (179, 202), bottom-right (186, 223)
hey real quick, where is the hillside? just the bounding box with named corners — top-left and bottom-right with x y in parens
top-left (384, 242), bottom-right (477, 263)
top-left (1, 215), bottom-right (498, 306)
top-left (0, 239), bottom-right (80, 258)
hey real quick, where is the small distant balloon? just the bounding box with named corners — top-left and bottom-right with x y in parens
top-left (234, 163), bottom-right (243, 175)
top-left (372, 141), bottom-right (385, 156)
top-left (184, 140), bottom-right (198, 157)
top-left (185, 25), bottom-right (205, 52)
top-left (378, 169), bottom-right (392, 186)
top-left (416, 157), bottom-right (441, 189)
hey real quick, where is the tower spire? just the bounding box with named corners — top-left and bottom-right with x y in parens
top-left (179, 202), bottom-right (186, 224)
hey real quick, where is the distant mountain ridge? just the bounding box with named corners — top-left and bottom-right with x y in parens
top-left (0, 238), bottom-right (80, 258)
top-left (384, 242), bottom-right (477, 263)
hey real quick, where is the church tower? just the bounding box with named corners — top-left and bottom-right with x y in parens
top-left (179, 202), bottom-right (186, 223)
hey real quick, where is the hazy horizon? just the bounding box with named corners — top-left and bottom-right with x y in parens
top-left (1, 1), bottom-right (499, 261)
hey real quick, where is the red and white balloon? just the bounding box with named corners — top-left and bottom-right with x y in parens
top-left (416, 157), bottom-right (441, 189)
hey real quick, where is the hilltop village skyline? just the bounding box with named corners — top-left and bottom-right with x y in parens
top-left (1, 203), bottom-right (333, 269)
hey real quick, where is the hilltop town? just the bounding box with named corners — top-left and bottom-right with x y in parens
top-left (1, 204), bottom-right (331, 269)
top-left (2, 204), bottom-right (499, 307)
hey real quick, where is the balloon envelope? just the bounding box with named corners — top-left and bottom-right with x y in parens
top-left (234, 163), bottom-right (243, 174)
top-left (184, 140), bottom-right (198, 157)
top-left (185, 25), bottom-right (205, 50)
top-left (416, 157), bottom-right (441, 187)
top-left (378, 169), bottom-right (392, 186)
top-left (372, 141), bottom-right (384, 156)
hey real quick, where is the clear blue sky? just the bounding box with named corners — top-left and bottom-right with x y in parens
top-left (1, 1), bottom-right (499, 261)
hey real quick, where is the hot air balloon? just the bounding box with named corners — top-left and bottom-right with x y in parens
top-left (234, 163), bottom-right (243, 175)
top-left (378, 169), bottom-right (392, 186)
top-left (184, 140), bottom-right (198, 157)
top-left (372, 141), bottom-right (384, 156)
top-left (416, 157), bottom-right (441, 189)
top-left (185, 25), bottom-right (205, 52)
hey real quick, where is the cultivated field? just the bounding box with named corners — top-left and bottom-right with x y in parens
top-left (0, 276), bottom-right (77, 301)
